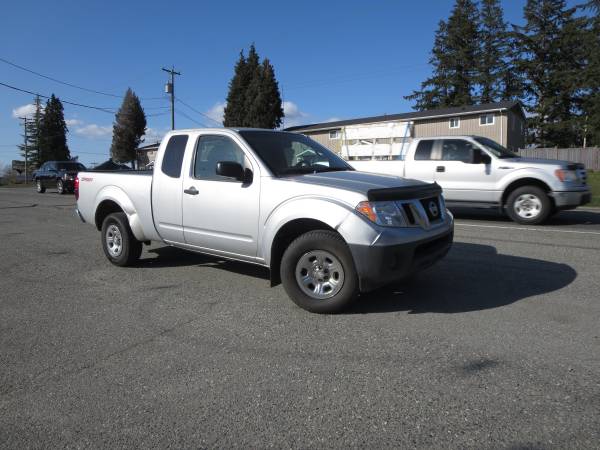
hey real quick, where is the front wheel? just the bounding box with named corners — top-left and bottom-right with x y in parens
top-left (506, 186), bottom-right (552, 225)
top-left (280, 230), bottom-right (358, 313)
top-left (101, 212), bottom-right (143, 266)
top-left (36, 179), bottom-right (46, 193)
top-left (57, 179), bottom-right (65, 195)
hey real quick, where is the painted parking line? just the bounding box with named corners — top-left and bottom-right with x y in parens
top-left (455, 222), bottom-right (600, 236)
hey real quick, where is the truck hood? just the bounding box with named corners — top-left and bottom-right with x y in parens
top-left (502, 157), bottom-right (577, 168)
top-left (284, 170), bottom-right (430, 196)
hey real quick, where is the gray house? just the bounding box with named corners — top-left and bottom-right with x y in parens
top-left (285, 101), bottom-right (526, 156)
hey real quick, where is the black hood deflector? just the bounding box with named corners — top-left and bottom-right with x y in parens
top-left (367, 182), bottom-right (442, 201)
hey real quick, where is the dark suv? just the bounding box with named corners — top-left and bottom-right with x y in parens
top-left (34, 161), bottom-right (87, 194)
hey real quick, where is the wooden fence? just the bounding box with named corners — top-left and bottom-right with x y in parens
top-left (517, 147), bottom-right (600, 170)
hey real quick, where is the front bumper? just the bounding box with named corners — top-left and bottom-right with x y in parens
top-left (551, 189), bottom-right (591, 209)
top-left (348, 221), bottom-right (454, 293)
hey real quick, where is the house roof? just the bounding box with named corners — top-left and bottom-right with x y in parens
top-left (284, 101), bottom-right (524, 132)
top-left (136, 142), bottom-right (160, 152)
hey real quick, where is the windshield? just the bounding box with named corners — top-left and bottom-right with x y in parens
top-left (474, 137), bottom-right (517, 159)
top-left (56, 162), bottom-right (86, 171)
top-left (238, 130), bottom-right (353, 177)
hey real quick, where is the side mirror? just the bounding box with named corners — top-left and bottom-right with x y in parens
top-left (216, 161), bottom-right (244, 181)
top-left (473, 151), bottom-right (491, 165)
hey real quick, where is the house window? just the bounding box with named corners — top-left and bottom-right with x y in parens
top-left (480, 113), bottom-right (495, 126)
top-left (329, 130), bottom-right (340, 139)
top-left (449, 117), bottom-right (460, 129)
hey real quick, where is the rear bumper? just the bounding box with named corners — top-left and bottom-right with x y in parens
top-left (348, 222), bottom-right (453, 292)
top-left (551, 189), bottom-right (591, 209)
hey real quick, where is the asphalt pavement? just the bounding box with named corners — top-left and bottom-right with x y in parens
top-left (1, 187), bottom-right (599, 448)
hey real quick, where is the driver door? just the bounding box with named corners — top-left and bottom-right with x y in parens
top-left (182, 134), bottom-right (260, 259)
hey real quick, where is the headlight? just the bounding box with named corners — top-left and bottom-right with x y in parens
top-left (555, 169), bottom-right (578, 182)
top-left (356, 201), bottom-right (407, 227)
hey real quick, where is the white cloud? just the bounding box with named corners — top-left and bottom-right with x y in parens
top-left (282, 101), bottom-right (309, 128)
top-left (12, 104), bottom-right (36, 119)
top-left (74, 124), bottom-right (112, 138)
top-left (65, 118), bottom-right (83, 127)
top-left (323, 117), bottom-right (342, 123)
top-left (204, 102), bottom-right (225, 126)
top-left (142, 127), bottom-right (167, 143)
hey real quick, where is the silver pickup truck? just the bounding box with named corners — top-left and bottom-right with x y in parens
top-left (76, 129), bottom-right (453, 313)
top-left (350, 136), bottom-right (591, 224)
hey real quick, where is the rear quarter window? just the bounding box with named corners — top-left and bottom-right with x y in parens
top-left (414, 140), bottom-right (435, 160)
top-left (161, 135), bottom-right (189, 178)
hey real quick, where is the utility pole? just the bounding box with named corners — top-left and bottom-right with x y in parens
top-left (162, 65), bottom-right (181, 130)
top-left (19, 117), bottom-right (28, 184)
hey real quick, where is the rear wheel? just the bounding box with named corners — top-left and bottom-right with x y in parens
top-left (506, 186), bottom-right (552, 225)
top-left (57, 179), bottom-right (65, 195)
top-left (36, 179), bottom-right (45, 193)
top-left (101, 212), bottom-right (143, 266)
top-left (280, 230), bottom-right (358, 313)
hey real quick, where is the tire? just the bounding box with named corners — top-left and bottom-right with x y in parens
top-left (36, 179), bottom-right (46, 193)
top-left (280, 230), bottom-right (358, 313)
top-left (101, 212), bottom-right (143, 266)
top-left (57, 179), bottom-right (65, 195)
top-left (506, 186), bottom-right (552, 225)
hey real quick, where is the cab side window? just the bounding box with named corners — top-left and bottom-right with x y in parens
top-left (194, 135), bottom-right (246, 181)
top-left (441, 139), bottom-right (477, 163)
top-left (161, 135), bottom-right (189, 178)
top-left (414, 140), bottom-right (435, 160)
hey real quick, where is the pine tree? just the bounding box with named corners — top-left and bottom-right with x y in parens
top-left (581, 1), bottom-right (600, 146)
top-left (224, 44), bottom-right (284, 128)
top-left (405, 20), bottom-right (451, 110)
top-left (478, 0), bottom-right (508, 103)
top-left (38, 95), bottom-right (70, 162)
top-left (17, 96), bottom-right (43, 167)
top-left (223, 51), bottom-right (250, 127)
top-left (406, 0), bottom-right (479, 109)
top-left (110, 88), bottom-right (147, 166)
top-left (514, 0), bottom-right (587, 147)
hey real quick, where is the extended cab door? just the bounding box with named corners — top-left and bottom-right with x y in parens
top-left (433, 139), bottom-right (498, 203)
top-left (181, 133), bottom-right (260, 259)
top-left (151, 134), bottom-right (189, 244)
top-left (403, 139), bottom-right (438, 183)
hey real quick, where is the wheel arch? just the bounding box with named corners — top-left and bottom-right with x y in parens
top-left (93, 186), bottom-right (147, 241)
top-left (501, 178), bottom-right (553, 207)
top-left (269, 218), bottom-right (340, 287)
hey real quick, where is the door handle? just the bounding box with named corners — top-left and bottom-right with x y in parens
top-left (184, 186), bottom-right (199, 195)
top-left (436, 166), bottom-right (445, 172)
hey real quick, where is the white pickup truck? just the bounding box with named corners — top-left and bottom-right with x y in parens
top-left (75, 129), bottom-right (453, 313)
top-left (350, 136), bottom-right (591, 224)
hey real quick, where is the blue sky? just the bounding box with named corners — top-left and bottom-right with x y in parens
top-left (0, 0), bottom-right (580, 166)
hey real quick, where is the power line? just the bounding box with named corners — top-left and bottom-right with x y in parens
top-left (0, 56), bottom-right (163, 100)
top-left (176, 98), bottom-right (222, 126)
top-left (176, 108), bottom-right (207, 127)
top-left (0, 81), bottom-right (116, 113)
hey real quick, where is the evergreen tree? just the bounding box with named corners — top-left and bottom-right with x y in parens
top-left (406, 0), bottom-right (479, 109)
top-left (478, 0), bottom-right (508, 103)
top-left (223, 44), bottom-right (284, 128)
top-left (514, 0), bottom-right (586, 147)
top-left (580, 1), bottom-right (600, 146)
top-left (38, 95), bottom-right (70, 162)
top-left (17, 95), bottom-right (43, 167)
top-left (223, 51), bottom-right (250, 127)
top-left (110, 88), bottom-right (147, 166)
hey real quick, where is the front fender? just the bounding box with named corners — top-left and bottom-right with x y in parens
top-left (260, 195), bottom-right (378, 265)
top-left (498, 167), bottom-right (559, 192)
top-left (94, 185), bottom-right (147, 241)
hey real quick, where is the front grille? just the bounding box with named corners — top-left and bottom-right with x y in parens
top-left (419, 196), bottom-right (443, 223)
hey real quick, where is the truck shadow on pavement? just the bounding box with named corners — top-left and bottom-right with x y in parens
top-left (451, 207), bottom-right (600, 226)
top-left (350, 242), bottom-right (577, 314)
top-left (143, 243), bottom-right (576, 315)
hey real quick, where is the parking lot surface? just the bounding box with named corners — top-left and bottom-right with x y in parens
top-left (1, 187), bottom-right (599, 448)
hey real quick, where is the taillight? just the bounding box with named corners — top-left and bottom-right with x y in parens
top-left (74, 176), bottom-right (79, 200)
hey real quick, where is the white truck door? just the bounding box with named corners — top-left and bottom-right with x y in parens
top-left (433, 138), bottom-right (498, 203)
top-left (151, 134), bottom-right (189, 244)
top-left (403, 139), bottom-right (438, 183)
top-left (181, 133), bottom-right (259, 258)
